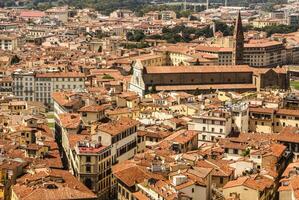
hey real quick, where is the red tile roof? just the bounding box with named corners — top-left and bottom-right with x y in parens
top-left (20, 11), bottom-right (46, 18)
top-left (58, 113), bottom-right (81, 129)
top-left (145, 65), bottom-right (253, 74)
top-left (13, 169), bottom-right (96, 200)
top-left (156, 84), bottom-right (256, 91)
top-left (36, 72), bottom-right (85, 78)
top-left (78, 104), bottom-right (108, 112)
top-left (223, 175), bottom-right (273, 191)
top-left (97, 117), bottom-right (139, 136)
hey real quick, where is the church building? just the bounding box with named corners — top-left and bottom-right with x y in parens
top-left (129, 13), bottom-right (290, 96)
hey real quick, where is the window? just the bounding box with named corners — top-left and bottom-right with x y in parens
top-left (86, 156), bottom-right (91, 163)
top-left (203, 127), bottom-right (206, 131)
top-left (192, 188), bottom-right (194, 193)
top-left (220, 177), bottom-right (224, 184)
top-left (220, 129), bottom-right (223, 133)
top-left (84, 178), bottom-right (92, 189)
top-left (86, 165), bottom-right (91, 173)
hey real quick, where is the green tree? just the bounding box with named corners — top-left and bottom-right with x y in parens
top-left (133, 30), bottom-right (145, 42)
top-left (214, 21), bottom-right (234, 36)
top-left (126, 32), bottom-right (134, 41)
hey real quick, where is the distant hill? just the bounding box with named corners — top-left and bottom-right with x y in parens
top-left (0, 0), bottom-right (151, 14)
top-left (0, 0), bottom-right (288, 14)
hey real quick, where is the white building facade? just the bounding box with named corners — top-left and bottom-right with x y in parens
top-left (12, 70), bottom-right (85, 107)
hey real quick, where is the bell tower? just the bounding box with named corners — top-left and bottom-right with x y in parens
top-left (232, 11), bottom-right (244, 65)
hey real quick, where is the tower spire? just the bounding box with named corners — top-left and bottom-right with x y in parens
top-left (232, 11), bottom-right (244, 65)
top-left (234, 11), bottom-right (244, 40)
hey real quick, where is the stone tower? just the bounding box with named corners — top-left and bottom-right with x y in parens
top-left (232, 11), bottom-right (244, 65)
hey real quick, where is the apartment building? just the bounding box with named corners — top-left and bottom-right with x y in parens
top-left (46, 8), bottom-right (68, 23)
top-left (78, 104), bottom-right (108, 125)
top-left (56, 112), bottom-right (116, 199)
top-left (133, 54), bottom-right (166, 68)
top-left (288, 13), bottom-right (299, 26)
top-left (223, 175), bottom-right (275, 200)
top-left (137, 174), bottom-right (210, 200)
top-left (283, 93), bottom-right (299, 109)
top-left (0, 34), bottom-right (24, 51)
top-left (113, 154), bottom-right (213, 200)
top-left (243, 41), bottom-right (286, 67)
top-left (12, 70), bottom-right (85, 107)
top-left (161, 10), bottom-right (177, 21)
top-left (197, 40), bottom-right (287, 68)
top-left (69, 140), bottom-right (113, 199)
top-left (188, 110), bottom-right (232, 145)
top-left (27, 27), bottom-right (50, 39)
top-left (92, 117), bottom-right (139, 165)
top-left (90, 117), bottom-right (139, 197)
top-left (249, 107), bottom-right (299, 133)
top-left (0, 23), bottom-right (18, 31)
top-left (231, 103), bottom-right (249, 133)
top-left (279, 161), bottom-right (299, 200)
top-left (53, 94), bottom-right (139, 199)
top-left (110, 9), bottom-right (134, 18)
top-left (276, 127), bottom-right (299, 161)
top-left (252, 18), bottom-right (283, 28)
top-left (0, 77), bottom-right (12, 92)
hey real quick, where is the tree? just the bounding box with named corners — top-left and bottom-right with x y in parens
top-left (102, 74), bottom-right (114, 79)
top-left (133, 30), bottom-right (145, 42)
top-left (214, 21), bottom-right (234, 36)
top-left (252, 24), bottom-right (299, 37)
top-left (126, 32), bottom-right (134, 41)
top-left (189, 15), bottom-right (198, 21)
top-left (11, 55), bottom-right (20, 65)
top-left (241, 149), bottom-right (250, 157)
top-left (126, 30), bottom-right (145, 42)
top-left (5, 0), bottom-right (16, 7)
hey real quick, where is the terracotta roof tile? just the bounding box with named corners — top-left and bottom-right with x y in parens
top-left (97, 117), bottom-right (138, 136)
top-left (58, 113), bottom-right (81, 129)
